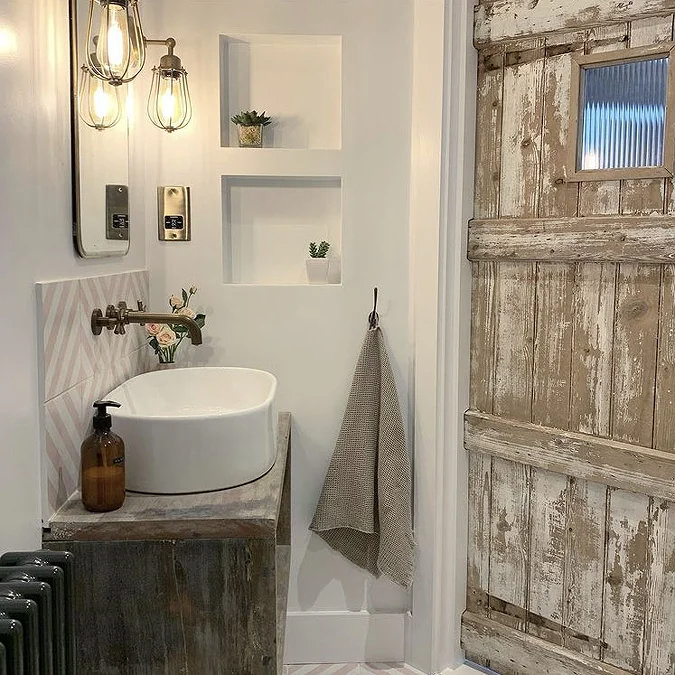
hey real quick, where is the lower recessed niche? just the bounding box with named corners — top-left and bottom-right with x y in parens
top-left (222, 176), bottom-right (342, 285)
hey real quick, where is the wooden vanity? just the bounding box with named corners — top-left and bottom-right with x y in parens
top-left (43, 413), bottom-right (291, 675)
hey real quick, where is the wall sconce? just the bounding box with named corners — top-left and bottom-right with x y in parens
top-left (147, 39), bottom-right (192, 132)
top-left (81, 0), bottom-right (192, 133)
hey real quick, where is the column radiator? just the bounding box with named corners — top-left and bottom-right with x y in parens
top-left (0, 551), bottom-right (74, 675)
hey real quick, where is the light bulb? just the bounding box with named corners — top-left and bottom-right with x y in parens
top-left (79, 65), bottom-right (122, 130)
top-left (93, 82), bottom-right (111, 118)
top-left (147, 54), bottom-right (192, 132)
top-left (86, 0), bottom-right (145, 84)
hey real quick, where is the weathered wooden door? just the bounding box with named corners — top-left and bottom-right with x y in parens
top-left (462, 2), bottom-right (675, 674)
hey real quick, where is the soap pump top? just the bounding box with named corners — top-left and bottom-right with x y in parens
top-left (81, 399), bottom-right (126, 513)
top-left (92, 399), bottom-right (120, 432)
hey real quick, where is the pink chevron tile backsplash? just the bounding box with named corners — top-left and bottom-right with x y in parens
top-left (37, 270), bottom-right (151, 523)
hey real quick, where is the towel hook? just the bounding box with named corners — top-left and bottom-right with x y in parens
top-left (368, 287), bottom-right (379, 329)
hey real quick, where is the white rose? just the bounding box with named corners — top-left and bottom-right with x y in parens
top-left (156, 326), bottom-right (177, 346)
top-left (177, 307), bottom-right (196, 319)
top-left (169, 295), bottom-right (184, 309)
top-left (146, 322), bottom-right (164, 336)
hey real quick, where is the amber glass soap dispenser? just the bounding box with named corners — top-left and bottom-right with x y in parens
top-left (81, 400), bottom-right (126, 512)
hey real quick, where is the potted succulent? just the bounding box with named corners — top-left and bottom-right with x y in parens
top-left (306, 241), bottom-right (330, 284)
top-left (230, 110), bottom-right (272, 148)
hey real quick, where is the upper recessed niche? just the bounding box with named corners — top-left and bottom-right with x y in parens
top-left (220, 34), bottom-right (342, 150)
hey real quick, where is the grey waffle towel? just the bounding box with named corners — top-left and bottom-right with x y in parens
top-left (310, 327), bottom-right (415, 587)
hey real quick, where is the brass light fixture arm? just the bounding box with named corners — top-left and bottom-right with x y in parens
top-left (144, 37), bottom-right (177, 55)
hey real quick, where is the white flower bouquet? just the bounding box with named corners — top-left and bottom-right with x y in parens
top-left (146, 286), bottom-right (206, 364)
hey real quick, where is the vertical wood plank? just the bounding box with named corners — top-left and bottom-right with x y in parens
top-left (489, 457), bottom-right (531, 632)
top-left (467, 451), bottom-right (492, 617)
top-left (490, 262), bottom-right (536, 632)
top-left (602, 489), bottom-right (650, 672)
top-left (493, 263), bottom-right (536, 419)
top-left (578, 24), bottom-right (628, 217)
top-left (527, 468), bottom-right (568, 644)
top-left (566, 263), bottom-right (615, 658)
top-left (529, 261), bottom-right (574, 645)
top-left (643, 499), bottom-right (675, 675)
top-left (499, 39), bottom-right (545, 218)
top-left (563, 478), bottom-right (607, 658)
top-left (532, 263), bottom-right (574, 427)
top-left (612, 264), bottom-right (661, 446)
top-left (539, 32), bottom-right (585, 219)
top-left (620, 16), bottom-right (673, 216)
top-left (654, 265), bottom-right (675, 454)
top-left (475, 47), bottom-right (504, 220)
top-left (570, 263), bottom-right (616, 438)
top-left (470, 263), bottom-right (497, 413)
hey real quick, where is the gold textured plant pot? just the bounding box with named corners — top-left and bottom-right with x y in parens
top-left (237, 124), bottom-right (263, 148)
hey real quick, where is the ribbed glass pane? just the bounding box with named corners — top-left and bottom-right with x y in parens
top-left (578, 56), bottom-right (668, 170)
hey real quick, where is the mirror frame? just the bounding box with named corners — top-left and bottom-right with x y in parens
top-left (68, 0), bottom-right (131, 258)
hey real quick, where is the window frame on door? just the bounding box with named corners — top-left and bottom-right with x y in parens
top-left (567, 41), bottom-right (675, 182)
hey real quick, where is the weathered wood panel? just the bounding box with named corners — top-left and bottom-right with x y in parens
top-left (654, 264), bottom-right (675, 453)
top-left (563, 478), bottom-right (607, 658)
top-left (474, 0), bottom-right (675, 45)
top-left (539, 32), bottom-right (583, 218)
top-left (493, 263), bottom-right (536, 418)
top-left (620, 17), bottom-right (672, 216)
top-left (570, 263), bottom-right (616, 437)
top-left (527, 468), bottom-right (568, 644)
top-left (578, 25), bottom-right (627, 218)
top-left (462, 611), bottom-right (634, 675)
top-left (499, 39), bottom-right (544, 218)
top-left (531, 263), bottom-right (574, 426)
top-left (470, 262), bottom-right (497, 412)
top-left (475, 47), bottom-right (504, 220)
top-left (489, 457), bottom-right (531, 631)
top-left (464, 410), bottom-right (675, 502)
top-left (601, 489), bottom-right (650, 672)
top-left (467, 216), bottom-right (675, 263)
top-left (528, 262), bottom-right (574, 643)
top-left (467, 451), bottom-right (492, 616)
top-left (643, 498), bottom-right (675, 674)
top-left (469, 5), bottom-right (675, 672)
top-left (490, 261), bottom-right (535, 631)
top-left (47, 538), bottom-right (278, 675)
top-left (611, 264), bottom-right (661, 446)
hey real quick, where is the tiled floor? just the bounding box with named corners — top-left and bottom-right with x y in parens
top-left (284, 665), bottom-right (422, 674)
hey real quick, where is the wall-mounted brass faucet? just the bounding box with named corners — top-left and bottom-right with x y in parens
top-left (91, 301), bottom-right (203, 345)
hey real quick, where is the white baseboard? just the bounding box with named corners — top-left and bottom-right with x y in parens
top-left (284, 611), bottom-right (406, 664)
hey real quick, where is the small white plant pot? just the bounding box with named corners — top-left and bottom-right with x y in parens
top-left (306, 258), bottom-right (329, 284)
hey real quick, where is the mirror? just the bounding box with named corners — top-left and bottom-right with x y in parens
top-left (69, 0), bottom-right (131, 258)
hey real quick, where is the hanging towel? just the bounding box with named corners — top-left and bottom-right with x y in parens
top-left (310, 327), bottom-right (415, 587)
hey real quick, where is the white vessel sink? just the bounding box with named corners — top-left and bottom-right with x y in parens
top-left (106, 367), bottom-right (277, 494)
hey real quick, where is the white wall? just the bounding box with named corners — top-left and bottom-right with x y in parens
top-left (142, 0), bottom-right (415, 652)
top-left (0, 0), bottom-right (145, 549)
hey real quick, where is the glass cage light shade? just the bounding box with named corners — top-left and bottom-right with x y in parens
top-left (147, 55), bottom-right (192, 132)
top-left (78, 65), bottom-right (122, 129)
top-left (86, 0), bottom-right (146, 85)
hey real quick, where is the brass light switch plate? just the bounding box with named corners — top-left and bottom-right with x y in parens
top-left (158, 186), bottom-right (191, 241)
top-left (106, 185), bottom-right (129, 241)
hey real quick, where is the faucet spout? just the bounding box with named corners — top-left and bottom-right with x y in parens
top-left (91, 302), bottom-right (203, 345)
top-left (128, 311), bottom-right (203, 345)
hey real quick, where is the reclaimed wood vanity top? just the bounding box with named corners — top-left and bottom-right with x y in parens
top-left (44, 412), bottom-right (291, 542)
